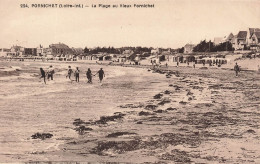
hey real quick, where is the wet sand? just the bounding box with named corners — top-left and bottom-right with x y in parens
top-left (0, 61), bottom-right (260, 163)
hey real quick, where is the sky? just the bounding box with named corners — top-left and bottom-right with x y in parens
top-left (0, 0), bottom-right (260, 49)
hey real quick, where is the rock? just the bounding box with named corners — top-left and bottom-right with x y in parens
top-left (154, 93), bottom-right (163, 99)
top-left (246, 129), bottom-right (256, 134)
top-left (179, 101), bottom-right (187, 105)
top-left (145, 104), bottom-right (158, 110)
top-left (74, 126), bottom-right (93, 135)
top-left (139, 111), bottom-right (152, 116)
top-left (119, 104), bottom-right (144, 108)
top-left (73, 118), bottom-right (90, 126)
top-left (106, 132), bottom-right (137, 138)
top-left (164, 90), bottom-right (172, 94)
top-left (154, 109), bottom-right (164, 113)
top-left (158, 99), bottom-right (171, 105)
top-left (160, 149), bottom-right (191, 162)
top-left (166, 107), bottom-right (177, 111)
top-left (186, 91), bottom-right (193, 96)
top-left (136, 121), bottom-right (143, 124)
top-left (95, 113), bottom-right (125, 124)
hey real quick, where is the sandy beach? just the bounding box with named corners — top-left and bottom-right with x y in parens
top-left (0, 60), bottom-right (260, 163)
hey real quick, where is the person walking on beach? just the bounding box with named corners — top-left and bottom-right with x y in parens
top-left (234, 63), bottom-right (240, 77)
top-left (75, 67), bottom-right (80, 82)
top-left (66, 66), bottom-right (73, 80)
top-left (86, 68), bottom-right (92, 83)
top-left (95, 68), bottom-right (105, 83)
top-left (39, 68), bottom-right (46, 84)
top-left (47, 65), bottom-right (54, 80)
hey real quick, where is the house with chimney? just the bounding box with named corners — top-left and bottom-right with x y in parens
top-left (250, 32), bottom-right (260, 51)
top-left (233, 31), bottom-right (247, 50)
top-left (225, 33), bottom-right (234, 42)
top-left (246, 28), bottom-right (260, 50)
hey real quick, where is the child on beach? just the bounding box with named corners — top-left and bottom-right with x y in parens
top-left (39, 68), bottom-right (46, 84)
top-left (47, 65), bottom-right (54, 80)
top-left (86, 68), bottom-right (93, 83)
top-left (66, 66), bottom-right (73, 80)
top-left (94, 68), bottom-right (105, 83)
top-left (234, 63), bottom-right (240, 77)
top-left (75, 67), bottom-right (80, 82)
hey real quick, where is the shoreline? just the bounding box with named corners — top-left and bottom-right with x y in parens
top-left (0, 61), bottom-right (260, 162)
top-left (53, 65), bottom-right (260, 163)
top-left (1, 57), bottom-right (260, 73)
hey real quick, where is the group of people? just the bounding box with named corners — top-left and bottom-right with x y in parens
top-left (66, 66), bottom-right (105, 83)
top-left (39, 65), bottom-right (105, 84)
top-left (39, 65), bottom-right (55, 84)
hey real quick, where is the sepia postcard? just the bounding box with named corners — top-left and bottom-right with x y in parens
top-left (0, 0), bottom-right (260, 163)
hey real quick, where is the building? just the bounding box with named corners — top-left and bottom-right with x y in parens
top-left (151, 48), bottom-right (162, 54)
top-left (49, 43), bottom-right (73, 57)
top-left (24, 48), bottom-right (37, 56)
top-left (250, 32), bottom-right (260, 51)
top-left (10, 45), bottom-right (23, 56)
top-left (246, 28), bottom-right (260, 49)
top-left (233, 31), bottom-right (247, 50)
top-left (0, 48), bottom-right (11, 57)
top-left (224, 33), bottom-right (234, 42)
top-left (37, 45), bottom-right (44, 56)
top-left (184, 44), bottom-right (195, 54)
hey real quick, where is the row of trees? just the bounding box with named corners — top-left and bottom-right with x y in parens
top-left (193, 40), bottom-right (234, 52)
top-left (84, 47), bottom-right (120, 54)
top-left (83, 40), bottom-right (234, 56)
top-left (83, 46), bottom-right (153, 55)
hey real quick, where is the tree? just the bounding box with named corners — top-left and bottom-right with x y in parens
top-left (178, 47), bottom-right (184, 53)
top-left (193, 40), bottom-right (215, 52)
top-left (213, 41), bottom-right (234, 51)
top-left (84, 47), bottom-right (89, 53)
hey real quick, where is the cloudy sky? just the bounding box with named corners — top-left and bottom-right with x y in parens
top-left (0, 0), bottom-right (260, 48)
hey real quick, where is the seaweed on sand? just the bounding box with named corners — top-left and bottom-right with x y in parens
top-left (178, 111), bottom-right (240, 130)
top-left (164, 90), bottom-right (172, 94)
top-left (74, 126), bottom-right (93, 135)
top-left (95, 113), bottom-right (125, 124)
top-left (73, 118), bottom-right (91, 126)
top-left (139, 111), bottom-right (153, 116)
top-left (179, 101), bottom-right (187, 105)
top-left (153, 109), bottom-right (164, 113)
top-left (119, 104), bottom-right (144, 108)
top-left (158, 99), bottom-right (171, 105)
top-left (160, 149), bottom-right (192, 162)
top-left (166, 107), bottom-right (177, 111)
top-left (91, 132), bottom-right (201, 155)
top-left (92, 139), bottom-right (142, 155)
top-left (31, 133), bottom-right (53, 140)
top-left (154, 93), bottom-right (163, 99)
top-left (145, 104), bottom-right (158, 110)
top-left (106, 132), bottom-right (137, 138)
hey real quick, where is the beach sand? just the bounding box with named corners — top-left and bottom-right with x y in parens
top-left (0, 60), bottom-right (259, 163)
